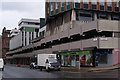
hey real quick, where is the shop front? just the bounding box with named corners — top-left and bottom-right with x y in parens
top-left (93, 50), bottom-right (114, 67)
top-left (60, 51), bottom-right (93, 68)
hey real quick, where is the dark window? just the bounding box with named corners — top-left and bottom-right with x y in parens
top-left (75, 3), bottom-right (80, 8)
top-left (115, 7), bottom-right (119, 12)
top-left (83, 2), bottom-right (89, 9)
top-left (100, 5), bottom-right (104, 11)
top-left (76, 10), bottom-right (93, 21)
top-left (107, 6), bottom-right (112, 12)
top-left (111, 14), bottom-right (120, 20)
top-left (97, 13), bottom-right (108, 19)
top-left (92, 4), bottom-right (97, 10)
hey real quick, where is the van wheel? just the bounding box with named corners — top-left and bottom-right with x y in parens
top-left (2, 68), bottom-right (4, 71)
top-left (46, 68), bottom-right (50, 72)
top-left (30, 66), bottom-right (32, 69)
top-left (40, 67), bottom-right (42, 71)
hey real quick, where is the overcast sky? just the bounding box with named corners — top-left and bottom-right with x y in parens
top-left (0, 0), bottom-right (45, 35)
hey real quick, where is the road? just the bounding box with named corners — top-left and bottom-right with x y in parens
top-left (1, 64), bottom-right (119, 79)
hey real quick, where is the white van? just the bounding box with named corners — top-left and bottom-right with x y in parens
top-left (0, 58), bottom-right (4, 71)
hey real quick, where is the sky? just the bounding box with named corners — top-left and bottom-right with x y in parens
top-left (0, 0), bottom-right (45, 35)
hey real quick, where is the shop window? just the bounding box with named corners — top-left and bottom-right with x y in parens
top-left (76, 55), bottom-right (79, 61)
top-left (98, 54), bottom-right (107, 64)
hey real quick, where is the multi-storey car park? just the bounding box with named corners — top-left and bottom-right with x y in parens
top-left (6, 0), bottom-right (120, 68)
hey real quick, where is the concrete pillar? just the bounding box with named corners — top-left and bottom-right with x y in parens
top-left (94, 12), bottom-right (97, 20)
top-left (26, 32), bottom-right (29, 45)
top-left (31, 32), bottom-right (32, 40)
top-left (71, 9), bottom-right (76, 21)
top-left (108, 14), bottom-right (111, 20)
top-left (23, 31), bottom-right (25, 46)
top-left (34, 32), bottom-right (36, 39)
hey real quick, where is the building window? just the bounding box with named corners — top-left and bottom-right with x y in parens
top-left (51, 3), bottom-right (54, 11)
top-left (114, 1), bottom-right (119, 12)
top-left (61, 2), bottom-right (64, 7)
top-left (97, 13), bottom-right (108, 19)
top-left (114, 1), bottom-right (119, 7)
top-left (111, 14), bottom-right (120, 20)
top-left (66, 0), bottom-right (70, 5)
top-left (91, 0), bottom-right (97, 5)
top-left (56, 2), bottom-right (58, 9)
top-left (76, 10), bottom-right (93, 21)
top-left (107, 2), bottom-right (112, 6)
top-left (83, 2), bottom-right (89, 9)
top-left (107, 2), bottom-right (112, 12)
top-left (91, 0), bottom-right (97, 10)
top-left (48, 7), bottom-right (49, 14)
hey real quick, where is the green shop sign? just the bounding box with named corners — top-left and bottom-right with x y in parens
top-left (25, 27), bottom-right (34, 32)
top-left (60, 51), bottom-right (92, 56)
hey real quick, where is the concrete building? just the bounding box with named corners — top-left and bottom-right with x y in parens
top-left (0, 35), bottom-right (2, 58)
top-left (18, 18), bottom-right (41, 46)
top-left (44, 0), bottom-right (120, 67)
top-left (6, 1), bottom-right (120, 68)
top-left (10, 28), bottom-right (20, 38)
top-left (2, 27), bottom-right (11, 60)
top-left (6, 18), bottom-right (46, 64)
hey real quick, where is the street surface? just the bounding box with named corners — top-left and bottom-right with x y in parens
top-left (1, 64), bottom-right (119, 79)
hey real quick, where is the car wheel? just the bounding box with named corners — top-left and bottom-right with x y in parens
top-left (58, 68), bottom-right (61, 71)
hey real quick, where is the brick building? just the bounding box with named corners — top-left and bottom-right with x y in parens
top-left (0, 35), bottom-right (2, 58)
top-left (2, 27), bottom-right (11, 60)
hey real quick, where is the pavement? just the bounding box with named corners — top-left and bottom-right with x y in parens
top-left (89, 64), bottom-right (120, 72)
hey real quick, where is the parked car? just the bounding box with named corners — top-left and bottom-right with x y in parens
top-left (30, 62), bottom-right (38, 69)
top-left (0, 58), bottom-right (4, 71)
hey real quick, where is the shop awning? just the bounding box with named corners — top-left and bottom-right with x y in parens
top-left (60, 51), bottom-right (92, 55)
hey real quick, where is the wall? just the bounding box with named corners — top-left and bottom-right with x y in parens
top-left (113, 49), bottom-right (120, 65)
top-left (10, 32), bottom-right (22, 50)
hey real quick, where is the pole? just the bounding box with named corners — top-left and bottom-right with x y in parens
top-left (79, 55), bottom-right (81, 70)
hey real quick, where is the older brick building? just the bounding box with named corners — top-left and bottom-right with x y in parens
top-left (2, 27), bottom-right (11, 60)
